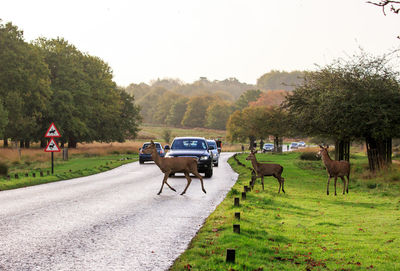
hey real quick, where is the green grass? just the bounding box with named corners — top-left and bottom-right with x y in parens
top-left (170, 152), bottom-right (400, 270)
top-left (0, 154), bottom-right (138, 190)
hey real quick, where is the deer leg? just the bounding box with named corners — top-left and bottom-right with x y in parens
top-left (157, 173), bottom-right (169, 195)
top-left (334, 176), bottom-right (337, 196)
top-left (274, 174), bottom-right (281, 193)
top-left (192, 170), bottom-right (207, 194)
top-left (327, 176), bottom-right (331, 195)
top-left (180, 171), bottom-right (192, 195)
top-left (346, 175), bottom-right (350, 194)
top-left (340, 176), bottom-right (346, 195)
top-left (163, 170), bottom-right (176, 192)
top-left (261, 176), bottom-right (264, 190)
top-left (281, 177), bottom-right (285, 193)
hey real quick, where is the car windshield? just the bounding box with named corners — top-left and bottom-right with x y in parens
top-left (264, 144), bottom-right (273, 147)
top-left (171, 139), bottom-right (207, 150)
top-left (143, 143), bottom-right (162, 149)
top-left (207, 141), bottom-right (217, 148)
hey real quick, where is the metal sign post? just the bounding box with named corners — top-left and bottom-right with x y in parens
top-left (44, 123), bottom-right (61, 174)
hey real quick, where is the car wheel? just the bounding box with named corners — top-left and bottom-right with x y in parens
top-left (139, 159), bottom-right (144, 164)
top-left (214, 161), bottom-right (219, 167)
top-left (205, 166), bottom-right (213, 178)
top-left (169, 173), bottom-right (175, 177)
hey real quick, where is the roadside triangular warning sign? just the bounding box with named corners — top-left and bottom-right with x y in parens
top-left (44, 138), bottom-right (61, 152)
top-left (45, 123), bottom-right (61, 138)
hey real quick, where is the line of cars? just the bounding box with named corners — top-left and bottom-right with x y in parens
top-left (262, 141), bottom-right (306, 152)
top-left (139, 137), bottom-right (220, 178)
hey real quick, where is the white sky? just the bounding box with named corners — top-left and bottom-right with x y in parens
top-left (1, 0), bottom-right (399, 86)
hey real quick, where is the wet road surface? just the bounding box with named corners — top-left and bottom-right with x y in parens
top-left (0, 153), bottom-right (238, 271)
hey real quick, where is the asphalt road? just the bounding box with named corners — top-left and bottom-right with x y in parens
top-left (0, 152), bottom-right (238, 271)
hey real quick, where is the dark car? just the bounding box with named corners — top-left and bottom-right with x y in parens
top-left (165, 137), bottom-right (214, 178)
top-left (139, 142), bottom-right (165, 164)
top-left (207, 139), bottom-right (220, 167)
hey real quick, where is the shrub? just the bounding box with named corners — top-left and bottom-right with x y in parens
top-left (0, 162), bottom-right (8, 175)
top-left (300, 152), bottom-right (321, 161)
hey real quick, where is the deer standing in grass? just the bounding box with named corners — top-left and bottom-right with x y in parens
top-left (246, 150), bottom-right (285, 193)
top-left (317, 145), bottom-right (350, 196)
top-left (142, 140), bottom-right (206, 195)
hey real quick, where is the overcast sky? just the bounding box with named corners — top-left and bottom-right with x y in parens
top-left (1, 0), bottom-right (399, 86)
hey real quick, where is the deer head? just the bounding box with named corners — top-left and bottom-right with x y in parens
top-left (246, 150), bottom-right (257, 160)
top-left (142, 140), bottom-right (156, 154)
top-left (317, 145), bottom-right (329, 158)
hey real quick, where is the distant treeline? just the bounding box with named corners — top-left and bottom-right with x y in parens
top-left (0, 20), bottom-right (141, 148)
top-left (125, 71), bottom-right (304, 129)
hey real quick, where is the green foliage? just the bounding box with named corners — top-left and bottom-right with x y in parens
top-left (233, 89), bottom-right (261, 111)
top-left (205, 101), bottom-right (233, 130)
top-left (0, 162), bottom-right (8, 175)
top-left (181, 95), bottom-right (214, 127)
top-left (0, 21), bottom-right (142, 146)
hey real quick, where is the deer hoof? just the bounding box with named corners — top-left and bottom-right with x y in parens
top-left (180, 192), bottom-right (186, 195)
top-left (203, 189), bottom-right (207, 194)
top-left (157, 191), bottom-right (162, 195)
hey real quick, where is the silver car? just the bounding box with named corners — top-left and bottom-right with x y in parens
top-left (207, 140), bottom-right (219, 167)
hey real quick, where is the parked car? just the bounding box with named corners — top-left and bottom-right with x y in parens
top-left (290, 142), bottom-right (299, 149)
top-left (262, 143), bottom-right (274, 152)
top-left (207, 139), bottom-right (220, 166)
top-left (298, 141), bottom-right (306, 147)
top-left (139, 142), bottom-right (165, 164)
top-left (165, 137), bottom-right (214, 178)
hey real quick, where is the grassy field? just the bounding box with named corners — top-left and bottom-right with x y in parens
top-left (170, 150), bottom-right (400, 270)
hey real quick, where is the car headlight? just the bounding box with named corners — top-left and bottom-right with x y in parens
top-left (200, 156), bottom-right (209, 160)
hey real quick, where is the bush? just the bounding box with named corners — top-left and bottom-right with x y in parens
top-left (299, 152), bottom-right (321, 161)
top-left (0, 162), bottom-right (8, 176)
top-left (162, 129), bottom-right (172, 143)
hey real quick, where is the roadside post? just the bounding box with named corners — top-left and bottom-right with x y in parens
top-left (44, 123), bottom-right (61, 174)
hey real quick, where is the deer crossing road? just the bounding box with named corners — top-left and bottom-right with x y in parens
top-left (0, 153), bottom-right (238, 271)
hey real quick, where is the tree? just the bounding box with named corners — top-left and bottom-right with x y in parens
top-left (284, 50), bottom-right (400, 170)
top-left (233, 89), bottom-right (262, 111)
top-left (0, 21), bottom-right (51, 147)
top-left (227, 106), bottom-right (268, 148)
top-left (205, 100), bottom-right (233, 130)
top-left (165, 97), bottom-right (188, 127)
top-left (181, 96), bottom-right (214, 127)
top-left (249, 90), bottom-right (289, 107)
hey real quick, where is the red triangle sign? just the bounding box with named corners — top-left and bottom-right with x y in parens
top-left (44, 138), bottom-right (61, 152)
top-left (45, 122), bottom-right (61, 138)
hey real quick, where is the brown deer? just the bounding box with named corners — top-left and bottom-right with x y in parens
top-left (317, 145), bottom-right (350, 195)
top-left (142, 140), bottom-right (206, 195)
top-left (246, 150), bottom-right (285, 193)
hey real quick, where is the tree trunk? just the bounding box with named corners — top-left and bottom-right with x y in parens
top-left (365, 137), bottom-right (392, 171)
top-left (273, 136), bottom-right (283, 153)
top-left (249, 136), bottom-right (256, 151)
top-left (334, 139), bottom-right (350, 161)
top-left (24, 140), bottom-right (30, 148)
top-left (3, 138), bottom-right (8, 147)
top-left (68, 138), bottom-right (77, 148)
top-left (19, 141), bottom-right (25, 148)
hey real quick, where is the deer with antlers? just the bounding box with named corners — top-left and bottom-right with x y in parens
top-left (246, 150), bottom-right (285, 193)
top-left (317, 145), bottom-right (350, 195)
top-left (142, 140), bottom-right (206, 195)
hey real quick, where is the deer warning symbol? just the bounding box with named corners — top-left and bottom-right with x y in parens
top-left (45, 138), bottom-right (60, 152)
top-left (45, 123), bottom-right (61, 138)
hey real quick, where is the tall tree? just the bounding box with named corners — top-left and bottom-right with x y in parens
top-left (165, 96), bottom-right (188, 127)
top-left (0, 21), bottom-right (51, 147)
top-left (233, 89), bottom-right (262, 111)
top-left (205, 100), bottom-right (233, 130)
top-left (181, 95), bottom-right (214, 127)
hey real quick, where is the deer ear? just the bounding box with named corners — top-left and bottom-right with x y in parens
top-left (150, 140), bottom-right (154, 144)
top-left (319, 145), bottom-right (323, 148)
top-left (326, 145), bottom-right (329, 149)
